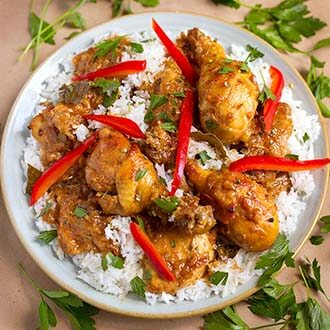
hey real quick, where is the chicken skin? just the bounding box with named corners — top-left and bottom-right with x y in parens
top-left (143, 223), bottom-right (216, 294)
top-left (180, 28), bottom-right (259, 144)
top-left (97, 143), bottom-right (164, 215)
top-left (85, 127), bottom-right (130, 193)
top-left (185, 160), bottom-right (279, 252)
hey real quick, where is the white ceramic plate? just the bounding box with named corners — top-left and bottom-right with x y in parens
top-left (1, 12), bottom-right (329, 318)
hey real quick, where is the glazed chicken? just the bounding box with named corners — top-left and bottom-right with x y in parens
top-left (145, 58), bottom-right (187, 165)
top-left (246, 102), bottom-right (293, 157)
top-left (143, 223), bottom-right (216, 294)
top-left (97, 143), bottom-right (164, 215)
top-left (185, 160), bottom-right (279, 252)
top-left (180, 28), bottom-right (259, 144)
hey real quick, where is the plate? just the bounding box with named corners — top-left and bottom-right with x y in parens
top-left (1, 12), bottom-right (329, 318)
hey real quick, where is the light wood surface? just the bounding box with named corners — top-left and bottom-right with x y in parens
top-left (0, 1), bottom-right (329, 329)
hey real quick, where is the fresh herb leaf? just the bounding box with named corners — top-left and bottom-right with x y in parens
top-left (203, 306), bottom-right (249, 330)
top-left (210, 0), bottom-right (241, 9)
top-left (37, 230), bottom-right (57, 244)
top-left (218, 66), bottom-right (235, 74)
top-left (131, 42), bottom-right (144, 53)
top-left (170, 240), bottom-right (176, 248)
top-left (102, 252), bottom-right (124, 271)
top-left (149, 94), bottom-right (168, 111)
top-left (239, 62), bottom-right (250, 72)
top-left (310, 235), bottom-right (324, 246)
top-left (136, 217), bottom-right (145, 231)
top-left (205, 119), bottom-right (218, 131)
top-left (312, 37), bottom-right (330, 51)
top-left (144, 94), bottom-right (168, 123)
top-left (320, 215), bottom-right (330, 233)
top-left (95, 36), bottom-right (124, 58)
top-left (73, 206), bottom-right (87, 218)
top-left (245, 44), bottom-right (264, 62)
top-left (256, 233), bottom-right (295, 286)
top-left (303, 132), bottom-right (310, 142)
top-left (28, 12), bottom-right (55, 45)
top-left (18, 263), bottom-right (98, 330)
top-left (102, 94), bottom-right (113, 107)
top-left (196, 150), bottom-right (212, 166)
top-left (135, 0), bottom-right (159, 7)
top-left (161, 122), bottom-right (177, 133)
top-left (258, 85), bottom-right (276, 103)
top-left (65, 31), bottom-right (81, 40)
top-left (285, 153), bottom-right (299, 160)
top-left (66, 12), bottom-right (86, 30)
top-left (155, 196), bottom-right (180, 213)
top-left (173, 91), bottom-right (185, 98)
top-left (135, 168), bottom-right (148, 181)
top-left (210, 271), bottom-right (228, 286)
top-left (130, 276), bottom-right (146, 299)
top-left (112, 0), bottom-right (123, 17)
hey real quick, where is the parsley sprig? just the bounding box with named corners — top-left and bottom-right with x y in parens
top-left (20, 0), bottom-right (96, 70)
top-left (111, 0), bottom-right (160, 17)
top-left (18, 263), bottom-right (98, 330)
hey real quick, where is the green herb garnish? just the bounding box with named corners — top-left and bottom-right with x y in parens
top-left (94, 36), bottom-right (124, 58)
top-left (310, 235), bottom-right (324, 246)
top-left (135, 169), bottom-right (148, 181)
top-left (93, 78), bottom-right (120, 94)
top-left (136, 217), bottom-right (145, 231)
top-left (37, 230), bottom-right (57, 244)
top-left (73, 206), bottom-right (87, 218)
top-left (37, 202), bottom-right (53, 218)
top-left (155, 196), bottom-right (180, 213)
top-left (173, 91), bottom-right (185, 98)
top-left (101, 252), bottom-right (124, 271)
top-left (130, 276), bottom-right (146, 299)
top-left (285, 154), bottom-right (299, 160)
top-left (205, 119), bottom-right (218, 131)
top-left (210, 271), bottom-right (228, 286)
top-left (18, 263), bottom-right (98, 330)
top-left (170, 240), bottom-right (176, 248)
top-left (320, 215), bottom-right (330, 233)
top-left (161, 122), bottom-right (177, 133)
top-left (196, 150), bottom-right (212, 166)
top-left (218, 66), bottom-right (235, 74)
top-left (130, 42), bottom-right (144, 53)
top-left (303, 132), bottom-right (310, 142)
top-left (144, 94), bottom-right (168, 123)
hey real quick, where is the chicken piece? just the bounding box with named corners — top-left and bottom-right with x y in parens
top-left (149, 194), bottom-right (216, 235)
top-left (144, 58), bottom-right (186, 165)
top-left (73, 37), bottom-right (130, 75)
top-left (143, 223), bottom-right (216, 294)
top-left (181, 28), bottom-right (259, 144)
top-left (185, 160), bottom-right (279, 252)
top-left (97, 144), bottom-right (164, 215)
top-left (246, 102), bottom-right (293, 157)
top-left (51, 182), bottom-right (119, 256)
top-left (85, 128), bottom-right (130, 193)
top-left (29, 110), bottom-right (73, 166)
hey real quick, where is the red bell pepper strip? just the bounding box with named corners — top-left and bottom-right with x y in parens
top-left (72, 60), bottom-right (147, 81)
top-left (30, 133), bottom-right (98, 205)
top-left (152, 18), bottom-right (198, 86)
top-left (83, 114), bottom-right (145, 139)
top-left (229, 155), bottom-right (330, 172)
top-left (263, 66), bottom-right (285, 132)
top-left (130, 222), bottom-right (176, 281)
top-left (169, 89), bottom-right (194, 196)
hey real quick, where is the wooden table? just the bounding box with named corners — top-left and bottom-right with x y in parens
top-left (0, 0), bottom-right (329, 329)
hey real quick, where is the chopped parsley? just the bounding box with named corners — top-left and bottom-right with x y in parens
top-left (130, 276), bottom-right (146, 299)
top-left (144, 94), bottom-right (168, 123)
top-left (209, 271), bottom-right (228, 286)
top-left (218, 66), bottom-right (235, 74)
top-left (285, 153), bottom-right (299, 160)
top-left (130, 42), bottom-right (144, 53)
top-left (310, 235), bottom-right (324, 246)
top-left (303, 132), bottom-right (310, 142)
top-left (161, 122), bottom-right (177, 133)
top-left (94, 36), bottom-right (124, 58)
top-left (205, 119), bottom-right (218, 131)
top-left (101, 252), bottom-right (124, 271)
top-left (135, 168), bottom-right (148, 181)
top-left (196, 150), bottom-right (212, 166)
top-left (73, 206), bottom-right (87, 218)
top-left (136, 217), bottom-right (145, 231)
top-left (173, 91), bottom-right (185, 98)
top-left (37, 230), bottom-right (57, 244)
top-left (155, 196), bottom-right (180, 213)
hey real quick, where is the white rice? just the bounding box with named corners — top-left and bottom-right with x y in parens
top-left (22, 32), bottom-right (320, 305)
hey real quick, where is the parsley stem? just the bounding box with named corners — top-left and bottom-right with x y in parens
top-left (298, 265), bottom-right (311, 297)
top-left (251, 321), bottom-right (288, 330)
top-left (17, 263), bottom-right (41, 292)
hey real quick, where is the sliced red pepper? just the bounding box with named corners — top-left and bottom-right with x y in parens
top-left (152, 18), bottom-right (198, 86)
top-left (83, 114), bottom-right (145, 139)
top-left (130, 222), bottom-right (176, 282)
top-left (30, 133), bottom-right (98, 205)
top-left (73, 60), bottom-right (147, 81)
top-left (169, 89), bottom-right (194, 196)
top-left (263, 66), bottom-right (285, 132)
top-left (229, 155), bottom-right (330, 172)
